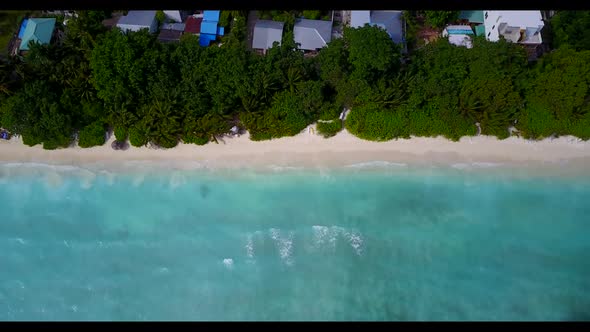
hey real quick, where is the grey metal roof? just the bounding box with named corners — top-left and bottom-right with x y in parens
top-left (161, 22), bottom-right (186, 31)
top-left (294, 18), bottom-right (332, 51)
top-left (350, 11), bottom-right (371, 28)
top-left (252, 20), bottom-right (284, 50)
top-left (370, 11), bottom-right (404, 44)
top-left (117, 10), bottom-right (156, 27)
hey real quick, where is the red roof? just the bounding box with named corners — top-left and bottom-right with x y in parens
top-left (185, 16), bottom-right (202, 34)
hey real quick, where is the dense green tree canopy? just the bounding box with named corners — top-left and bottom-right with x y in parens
top-left (550, 11), bottom-right (590, 51)
top-left (423, 11), bottom-right (459, 29)
top-left (343, 25), bottom-right (401, 82)
top-left (518, 47), bottom-right (590, 139)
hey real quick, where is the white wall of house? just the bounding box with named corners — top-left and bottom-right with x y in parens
top-left (117, 20), bottom-right (158, 34)
top-left (483, 10), bottom-right (544, 43)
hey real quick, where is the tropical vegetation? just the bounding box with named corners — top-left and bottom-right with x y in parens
top-left (0, 10), bottom-right (589, 150)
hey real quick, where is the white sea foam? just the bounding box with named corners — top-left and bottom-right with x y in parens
top-left (267, 165), bottom-right (303, 172)
top-left (245, 234), bottom-right (255, 259)
top-left (99, 170), bottom-right (116, 185)
top-left (223, 258), bottom-right (234, 269)
top-left (44, 172), bottom-right (63, 188)
top-left (311, 225), bottom-right (363, 256)
top-left (132, 173), bottom-right (146, 187)
top-left (452, 162), bottom-right (503, 170)
top-left (451, 163), bottom-right (469, 170)
top-left (471, 162), bottom-right (503, 168)
top-left (311, 225), bottom-right (339, 251)
top-left (78, 169), bottom-right (97, 189)
top-left (342, 229), bottom-right (364, 256)
top-left (10, 238), bottom-right (27, 245)
top-left (269, 228), bottom-right (294, 266)
top-left (169, 172), bottom-right (186, 189)
top-left (0, 162), bottom-right (80, 172)
top-left (345, 161), bottom-right (407, 169)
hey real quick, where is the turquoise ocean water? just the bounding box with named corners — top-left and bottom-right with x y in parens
top-left (0, 162), bottom-right (589, 321)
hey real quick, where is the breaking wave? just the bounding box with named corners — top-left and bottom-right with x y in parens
top-left (345, 161), bottom-right (407, 169)
top-left (269, 228), bottom-right (294, 266)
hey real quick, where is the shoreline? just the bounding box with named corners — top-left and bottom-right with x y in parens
top-left (1, 126), bottom-right (590, 176)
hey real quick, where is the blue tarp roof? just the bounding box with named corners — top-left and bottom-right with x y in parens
top-left (217, 26), bottom-right (224, 36)
top-left (201, 21), bottom-right (218, 35)
top-left (18, 19), bottom-right (28, 39)
top-left (199, 33), bottom-right (216, 46)
top-left (203, 10), bottom-right (220, 22)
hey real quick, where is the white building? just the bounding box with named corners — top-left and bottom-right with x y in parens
top-left (442, 25), bottom-right (474, 48)
top-left (483, 11), bottom-right (544, 44)
top-left (116, 11), bottom-right (158, 34)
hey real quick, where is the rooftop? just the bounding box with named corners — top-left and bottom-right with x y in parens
top-left (252, 20), bottom-right (284, 50)
top-left (19, 18), bottom-right (56, 51)
top-left (117, 10), bottom-right (156, 27)
top-left (203, 10), bottom-right (220, 22)
top-left (158, 29), bottom-right (183, 43)
top-left (487, 11), bottom-right (543, 29)
top-left (371, 11), bottom-right (404, 44)
top-left (294, 18), bottom-right (332, 51)
top-left (459, 10), bottom-right (485, 24)
top-left (200, 20), bottom-right (218, 35)
top-left (185, 16), bottom-right (202, 34)
top-left (350, 10), bottom-right (404, 45)
top-left (350, 11), bottom-right (371, 28)
top-left (161, 22), bottom-right (186, 31)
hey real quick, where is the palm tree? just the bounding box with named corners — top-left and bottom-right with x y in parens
top-left (185, 113), bottom-right (231, 144)
top-left (285, 66), bottom-right (303, 93)
top-left (143, 98), bottom-right (182, 148)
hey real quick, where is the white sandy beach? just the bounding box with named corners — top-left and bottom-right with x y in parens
top-left (1, 125), bottom-right (590, 173)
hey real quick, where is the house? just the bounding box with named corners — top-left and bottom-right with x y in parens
top-left (350, 10), bottom-right (405, 49)
top-left (158, 23), bottom-right (185, 43)
top-left (163, 10), bottom-right (189, 23)
top-left (252, 20), bottom-right (284, 54)
top-left (442, 25), bottom-right (475, 48)
top-left (184, 16), bottom-right (203, 35)
top-left (18, 18), bottom-right (56, 52)
top-left (458, 10), bottom-right (486, 37)
top-left (293, 18), bottom-right (332, 51)
top-left (482, 11), bottom-right (544, 44)
top-left (199, 10), bottom-right (224, 47)
top-left (116, 10), bottom-right (158, 34)
top-left (158, 29), bottom-right (183, 43)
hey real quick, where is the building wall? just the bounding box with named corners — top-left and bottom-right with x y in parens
top-left (149, 17), bottom-right (158, 33)
top-left (117, 20), bottom-right (157, 34)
